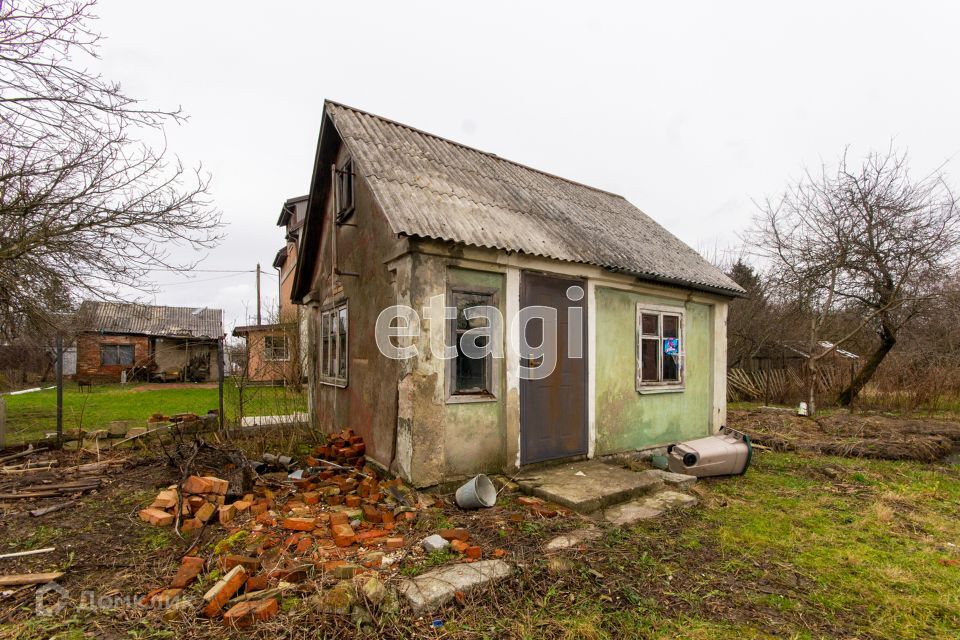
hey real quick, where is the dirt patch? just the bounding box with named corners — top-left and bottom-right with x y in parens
top-left (730, 408), bottom-right (960, 461)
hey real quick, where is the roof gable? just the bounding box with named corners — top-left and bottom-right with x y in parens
top-left (294, 101), bottom-right (744, 298)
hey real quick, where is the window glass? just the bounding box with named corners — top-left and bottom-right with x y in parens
top-left (320, 303), bottom-right (348, 384)
top-left (641, 313), bottom-right (659, 336)
top-left (637, 308), bottom-right (683, 387)
top-left (641, 339), bottom-right (659, 382)
top-left (450, 291), bottom-right (493, 395)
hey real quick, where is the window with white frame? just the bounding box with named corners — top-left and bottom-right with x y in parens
top-left (320, 302), bottom-right (348, 385)
top-left (636, 305), bottom-right (684, 391)
top-left (263, 335), bottom-right (288, 361)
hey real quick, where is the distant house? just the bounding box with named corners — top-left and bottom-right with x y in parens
top-left (75, 302), bottom-right (223, 383)
top-left (290, 102), bottom-right (744, 487)
top-left (232, 195), bottom-right (308, 385)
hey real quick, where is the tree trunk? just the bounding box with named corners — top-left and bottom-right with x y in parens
top-left (837, 331), bottom-right (896, 406)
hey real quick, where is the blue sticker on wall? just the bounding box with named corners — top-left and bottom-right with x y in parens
top-left (663, 339), bottom-right (679, 355)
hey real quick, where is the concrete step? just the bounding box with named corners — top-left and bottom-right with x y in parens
top-left (602, 489), bottom-right (698, 526)
top-left (516, 460), bottom-right (664, 514)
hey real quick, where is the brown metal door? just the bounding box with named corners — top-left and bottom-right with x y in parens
top-left (520, 272), bottom-right (587, 464)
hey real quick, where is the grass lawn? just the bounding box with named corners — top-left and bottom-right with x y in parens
top-left (0, 448), bottom-right (957, 638)
top-left (1, 381), bottom-right (307, 444)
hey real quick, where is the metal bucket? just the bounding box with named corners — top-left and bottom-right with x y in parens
top-left (455, 474), bottom-right (497, 509)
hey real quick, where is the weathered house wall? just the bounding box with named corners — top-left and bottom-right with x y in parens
top-left (308, 144), bottom-right (406, 469)
top-left (153, 339), bottom-right (220, 382)
top-left (593, 287), bottom-right (715, 453)
top-left (76, 333), bottom-right (149, 381)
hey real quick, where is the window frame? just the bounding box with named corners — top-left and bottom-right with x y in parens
top-left (100, 343), bottom-right (135, 367)
top-left (635, 303), bottom-right (685, 394)
top-left (445, 286), bottom-right (499, 404)
top-left (334, 157), bottom-right (355, 221)
top-left (263, 335), bottom-right (289, 362)
top-left (319, 301), bottom-right (348, 387)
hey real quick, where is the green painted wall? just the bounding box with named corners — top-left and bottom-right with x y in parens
top-left (595, 287), bottom-right (713, 454)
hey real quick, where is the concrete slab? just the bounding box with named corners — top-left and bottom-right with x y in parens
top-left (603, 490), bottom-right (698, 526)
top-left (516, 460), bottom-right (663, 513)
top-left (649, 469), bottom-right (698, 489)
top-left (544, 526), bottom-right (602, 551)
top-left (396, 560), bottom-right (512, 613)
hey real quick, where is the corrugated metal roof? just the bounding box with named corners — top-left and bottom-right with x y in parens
top-left (326, 102), bottom-right (744, 296)
top-left (77, 301), bottom-right (223, 339)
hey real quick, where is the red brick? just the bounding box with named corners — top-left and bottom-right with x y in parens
top-left (245, 574), bottom-right (269, 593)
top-left (517, 496), bottom-right (543, 506)
top-left (183, 475), bottom-right (215, 495)
top-left (218, 504), bottom-right (237, 525)
top-left (181, 516), bottom-right (203, 533)
top-left (438, 528), bottom-right (470, 542)
top-left (202, 565), bottom-right (248, 617)
top-left (233, 500), bottom-right (251, 513)
top-left (222, 597), bottom-right (278, 627)
top-left (492, 548), bottom-right (508, 558)
top-left (302, 491), bottom-right (320, 505)
top-left (329, 512), bottom-right (349, 526)
top-left (386, 537), bottom-right (405, 549)
top-left (344, 495), bottom-right (362, 507)
top-left (464, 545), bottom-right (482, 559)
top-left (282, 517), bottom-right (316, 531)
top-left (450, 539), bottom-right (470, 554)
top-left (139, 508), bottom-right (174, 527)
top-left (332, 523), bottom-right (355, 547)
top-left (170, 556), bottom-right (205, 589)
top-left (151, 489), bottom-right (179, 509)
top-left (219, 555), bottom-right (260, 573)
top-left (144, 587), bottom-right (182, 607)
top-left (361, 504), bottom-right (381, 523)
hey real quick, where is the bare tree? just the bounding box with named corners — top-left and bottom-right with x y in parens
top-left (0, 1), bottom-right (221, 334)
top-left (750, 146), bottom-right (960, 413)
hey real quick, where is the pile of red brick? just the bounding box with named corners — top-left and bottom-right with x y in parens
top-left (307, 429), bottom-right (366, 468)
top-left (138, 475), bottom-right (234, 531)
top-left (137, 434), bottom-right (434, 627)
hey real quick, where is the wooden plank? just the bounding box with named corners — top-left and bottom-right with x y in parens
top-left (0, 547), bottom-right (55, 560)
top-left (0, 571), bottom-right (64, 586)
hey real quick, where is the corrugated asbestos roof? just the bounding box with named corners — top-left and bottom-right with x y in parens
top-left (326, 102), bottom-right (744, 296)
top-left (77, 301), bottom-right (223, 339)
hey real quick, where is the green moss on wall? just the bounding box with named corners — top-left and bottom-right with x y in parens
top-left (594, 287), bottom-right (713, 454)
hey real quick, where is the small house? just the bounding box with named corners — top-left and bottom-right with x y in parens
top-left (75, 302), bottom-right (223, 383)
top-left (291, 102), bottom-right (744, 487)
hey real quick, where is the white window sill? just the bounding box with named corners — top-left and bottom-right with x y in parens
top-left (446, 393), bottom-right (498, 405)
top-left (319, 378), bottom-right (348, 389)
top-left (637, 386), bottom-right (685, 395)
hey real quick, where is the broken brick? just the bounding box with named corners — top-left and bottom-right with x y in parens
top-left (438, 528), bottom-right (470, 542)
top-left (218, 504), bottom-right (237, 525)
top-left (344, 495), bottom-right (361, 508)
top-left (332, 523), bottom-right (355, 547)
top-left (517, 496), bottom-right (543, 506)
top-left (245, 575), bottom-right (269, 593)
top-left (170, 556), bottom-right (205, 589)
top-left (181, 517), bottom-right (203, 533)
top-left (361, 504), bottom-right (381, 523)
top-left (302, 492), bottom-right (320, 505)
top-left (219, 555), bottom-right (260, 573)
top-left (222, 597), bottom-right (278, 627)
top-left (386, 537), bottom-right (405, 549)
top-left (233, 500), bottom-right (251, 513)
top-left (151, 489), bottom-right (178, 509)
top-left (450, 539), bottom-right (470, 554)
top-left (464, 545), bottom-right (482, 559)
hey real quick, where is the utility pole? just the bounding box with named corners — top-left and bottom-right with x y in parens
top-left (217, 336), bottom-right (225, 430)
top-left (256, 262), bottom-right (262, 326)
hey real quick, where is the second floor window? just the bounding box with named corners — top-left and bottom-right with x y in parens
top-left (335, 158), bottom-right (354, 218)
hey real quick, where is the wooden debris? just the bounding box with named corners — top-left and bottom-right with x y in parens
top-left (0, 547), bottom-right (55, 560)
top-left (0, 571), bottom-right (64, 586)
top-left (30, 502), bottom-right (73, 517)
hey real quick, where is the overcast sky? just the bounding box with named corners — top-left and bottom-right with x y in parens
top-left (91, 1), bottom-right (960, 332)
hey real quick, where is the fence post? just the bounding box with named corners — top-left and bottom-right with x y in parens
top-left (0, 395), bottom-right (6, 450)
top-left (218, 336), bottom-right (225, 430)
top-left (56, 333), bottom-right (63, 449)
